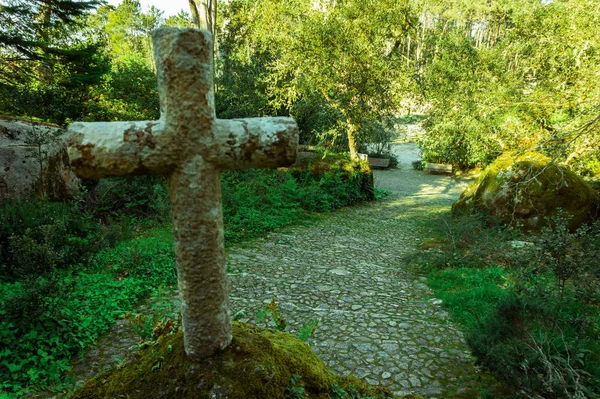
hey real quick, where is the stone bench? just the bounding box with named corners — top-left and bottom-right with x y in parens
top-left (424, 163), bottom-right (453, 174)
top-left (368, 157), bottom-right (390, 169)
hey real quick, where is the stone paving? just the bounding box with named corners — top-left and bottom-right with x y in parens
top-left (224, 143), bottom-right (483, 397)
top-left (53, 143), bottom-right (490, 398)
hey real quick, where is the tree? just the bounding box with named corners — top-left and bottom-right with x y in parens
top-left (164, 9), bottom-right (195, 28)
top-left (417, 0), bottom-right (600, 174)
top-left (214, 0), bottom-right (289, 120)
top-left (0, 0), bottom-right (100, 63)
top-left (273, 0), bottom-right (418, 159)
top-left (0, 0), bottom-right (108, 122)
top-left (102, 0), bottom-right (163, 67)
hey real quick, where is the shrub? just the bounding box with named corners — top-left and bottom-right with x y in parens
top-left (82, 176), bottom-right (170, 224)
top-left (422, 212), bottom-right (600, 398)
top-left (528, 214), bottom-right (600, 295)
top-left (419, 110), bottom-right (502, 170)
top-left (222, 154), bottom-right (374, 242)
top-left (470, 289), bottom-right (600, 398)
top-left (0, 200), bottom-right (104, 280)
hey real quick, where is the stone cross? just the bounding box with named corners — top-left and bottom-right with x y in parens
top-left (67, 28), bottom-right (298, 360)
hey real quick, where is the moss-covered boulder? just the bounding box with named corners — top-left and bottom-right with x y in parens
top-left (69, 322), bottom-right (405, 399)
top-left (453, 152), bottom-right (599, 230)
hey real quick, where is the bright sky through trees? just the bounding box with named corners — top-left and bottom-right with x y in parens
top-left (107, 0), bottom-right (185, 16)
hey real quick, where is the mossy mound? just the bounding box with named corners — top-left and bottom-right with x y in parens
top-left (292, 152), bottom-right (372, 176)
top-left (453, 152), bottom-right (599, 230)
top-left (69, 322), bottom-right (404, 399)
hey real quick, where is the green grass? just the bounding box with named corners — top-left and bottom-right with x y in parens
top-left (427, 266), bottom-right (512, 330)
top-left (415, 213), bottom-right (600, 398)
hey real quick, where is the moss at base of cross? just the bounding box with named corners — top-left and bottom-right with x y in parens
top-left (68, 322), bottom-right (414, 399)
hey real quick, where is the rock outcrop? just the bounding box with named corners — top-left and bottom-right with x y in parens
top-left (0, 118), bottom-right (79, 201)
top-left (453, 152), bottom-right (599, 230)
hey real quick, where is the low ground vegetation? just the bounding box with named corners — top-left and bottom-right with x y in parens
top-left (0, 154), bottom-right (374, 397)
top-left (409, 212), bottom-right (600, 398)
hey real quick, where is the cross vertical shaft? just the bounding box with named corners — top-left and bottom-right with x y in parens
top-left (169, 160), bottom-right (231, 358)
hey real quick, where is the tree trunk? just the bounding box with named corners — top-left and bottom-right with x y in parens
top-left (189, 0), bottom-right (217, 88)
top-left (36, 0), bottom-right (52, 43)
top-left (347, 122), bottom-right (359, 161)
top-left (406, 36), bottom-right (411, 67)
top-left (189, 0), bottom-right (217, 37)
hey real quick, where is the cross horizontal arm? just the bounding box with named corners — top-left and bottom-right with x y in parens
top-left (67, 121), bottom-right (174, 179)
top-left (207, 117), bottom-right (299, 170)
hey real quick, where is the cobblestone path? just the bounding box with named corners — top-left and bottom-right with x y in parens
top-left (58, 144), bottom-right (489, 398)
top-left (225, 144), bottom-right (483, 397)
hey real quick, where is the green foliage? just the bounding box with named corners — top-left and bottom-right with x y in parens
top-left (82, 176), bottom-right (170, 224)
top-left (428, 267), bottom-right (512, 333)
top-left (219, 0), bottom-right (417, 158)
top-left (124, 311), bottom-right (177, 343)
top-left (0, 0), bottom-right (164, 125)
top-left (420, 211), bottom-right (600, 398)
top-left (411, 160), bottom-right (424, 171)
top-left (0, 156), bottom-right (373, 396)
top-left (409, 213), bottom-right (512, 271)
top-left (83, 54), bottom-right (160, 122)
top-left (0, 45), bottom-right (111, 124)
top-left (0, 0), bottom-right (110, 124)
top-left (0, 226), bottom-right (176, 396)
top-left (215, 0), bottom-right (279, 120)
top-left (102, 0), bottom-right (162, 65)
top-left (254, 299), bottom-right (288, 332)
top-left (359, 118), bottom-right (396, 155)
top-left (222, 156), bottom-right (373, 243)
top-left (285, 375), bottom-right (306, 399)
top-left (274, 0), bottom-right (416, 158)
top-left (0, 199), bottom-right (104, 280)
top-left (417, 0), bottom-right (600, 174)
top-left (419, 110), bottom-right (501, 170)
top-left (163, 10), bottom-right (195, 28)
top-left (529, 214), bottom-right (600, 294)
top-left (0, 0), bottom-right (103, 79)
top-left (296, 319), bottom-right (319, 343)
top-left (330, 383), bottom-right (380, 399)
top-left (253, 299), bottom-right (320, 342)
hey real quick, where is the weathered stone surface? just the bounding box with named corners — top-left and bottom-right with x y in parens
top-left (67, 28), bottom-right (298, 360)
top-left (452, 152), bottom-right (599, 230)
top-left (0, 119), bottom-right (79, 200)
